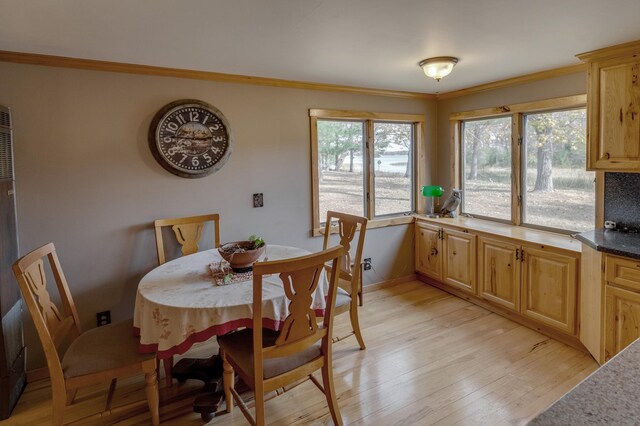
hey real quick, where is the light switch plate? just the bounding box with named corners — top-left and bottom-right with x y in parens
top-left (253, 193), bottom-right (264, 208)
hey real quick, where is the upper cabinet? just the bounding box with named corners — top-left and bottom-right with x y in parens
top-left (578, 40), bottom-right (640, 171)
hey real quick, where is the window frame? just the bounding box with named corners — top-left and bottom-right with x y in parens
top-left (310, 109), bottom-right (426, 236)
top-left (450, 94), bottom-right (602, 234)
top-left (459, 114), bottom-right (515, 225)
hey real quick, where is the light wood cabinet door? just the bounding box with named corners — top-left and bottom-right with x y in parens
top-left (578, 38), bottom-right (640, 171)
top-left (604, 284), bottom-right (640, 362)
top-left (415, 222), bottom-right (441, 280)
top-left (442, 228), bottom-right (476, 294)
top-left (605, 254), bottom-right (640, 292)
top-left (521, 246), bottom-right (578, 334)
top-left (590, 60), bottom-right (640, 169)
top-left (478, 237), bottom-right (520, 311)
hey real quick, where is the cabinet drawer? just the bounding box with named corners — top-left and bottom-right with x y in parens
top-left (606, 255), bottom-right (640, 291)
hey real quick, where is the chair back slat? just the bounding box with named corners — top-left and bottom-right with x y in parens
top-left (322, 211), bottom-right (367, 297)
top-left (154, 213), bottom-right (220, 265)
top-left (23, 259), bottom-right (65, 337)
top-left (335, 219), bottom-right (357, 275)
top-left (253, 246), bottom-right (342, 361)
top-left (275, 266), bottom-right (322, 346)
top-left (172, 223), bottom-right (204, 256)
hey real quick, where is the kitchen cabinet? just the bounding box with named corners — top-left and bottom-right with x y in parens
top-left (521, 245), bottom-right (578, 334)
top-left (579, 246), bottom-right (640, 364)
top-left (415, 222), bottom-right (476, 295)
top-left (478, 236), bottom-right (520, 311)
top-left (476, 236), bottom-right (578, 333)
top-left (442, 228), bottom-right (476, 294)
top-left (577, 40), bottom-right (640, 171)
top-left (604, 285), bottom-right (640, 362)
top-left (602, 254), bottom-right (640, 362)
top-left (415, 217), bottom-right (581, 342)
top-left (415, 222), bottom-right (441, 279)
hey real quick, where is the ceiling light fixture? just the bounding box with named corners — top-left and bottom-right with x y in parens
top-left (419, 56), bottom-right (459, 81)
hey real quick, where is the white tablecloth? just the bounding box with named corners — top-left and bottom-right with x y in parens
top-left (133, 245), bottom-right (328, 358)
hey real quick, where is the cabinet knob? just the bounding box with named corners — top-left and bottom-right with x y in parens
top-left (604, 152), bottom-right (610, 160)
top-left (431, 248), bottom-right (438, 256)
top-left (453, 251), bottom-right (457, 255)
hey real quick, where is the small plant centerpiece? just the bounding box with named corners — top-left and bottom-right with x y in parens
top-left (218, 235), bottom-right (267, 272)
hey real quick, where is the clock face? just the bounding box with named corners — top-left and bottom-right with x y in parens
top-left (149, 100), bottom-right (233, 178)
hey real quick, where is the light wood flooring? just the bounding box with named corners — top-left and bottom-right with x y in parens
top-left (2, 281), bottom-right (598, 425)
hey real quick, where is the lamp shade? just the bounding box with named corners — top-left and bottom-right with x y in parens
top-left (419, 57), bottom-right (458, 81)
top-left (422, 185), bottom-right (444, 197)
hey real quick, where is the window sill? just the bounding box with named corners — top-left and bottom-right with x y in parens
top-left (312, 214), bottom-right (414, 237)
top-left (415, 215), bottom-right (581, 253)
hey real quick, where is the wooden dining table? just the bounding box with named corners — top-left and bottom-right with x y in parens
top-left (132, 244), bottom-right (330, 418)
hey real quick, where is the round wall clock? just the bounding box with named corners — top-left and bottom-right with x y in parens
top-left (148, 99), bottom-right (233, 178)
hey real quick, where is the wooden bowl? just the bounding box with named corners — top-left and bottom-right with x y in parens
top-left (218, 241), bottom-right (266, 271)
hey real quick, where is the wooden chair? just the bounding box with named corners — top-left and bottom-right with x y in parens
top-left (12, 243), bottom-right (159, 426)
top-left (322, 211), bottom-right (368, 350)
top-left (219, 245), bottom-right (344, 426)
top-left (154, 213), bottom-right (220, 385)
top-left (154, 213), bottom-right (220, 265)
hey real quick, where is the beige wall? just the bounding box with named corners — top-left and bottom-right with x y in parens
top-left (435, 72), bottom-right (587, 194)
top-left (0, 62), bottom-right (436, 368)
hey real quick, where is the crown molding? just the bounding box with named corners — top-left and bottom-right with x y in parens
top-left (576, 39), bottom-right (640, 62)
top-left (0, 50), bottom-right (435, 100)
top-left (0, 50), bottom-right (588, 102)
top-left (436, 63), bottom-right (586, 100)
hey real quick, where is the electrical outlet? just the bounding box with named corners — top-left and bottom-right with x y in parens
top-left (96, 310), bottom-right (111, 327)
top-left (253, 193), bottom-right (264, 208)
top-left (363, 258), bottom-right (372, 271)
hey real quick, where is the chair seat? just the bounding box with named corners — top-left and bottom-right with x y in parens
top-left (335, 287), bottom-right (351, 308)
top-left (218, 329), bottom-right (322, 379)
top-left (62, 319), bottom-right (155, 379)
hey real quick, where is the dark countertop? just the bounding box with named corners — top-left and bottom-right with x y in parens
top-left (575, 229), bottom-right (640, 260)
top-left (528, 338), bottom-right (640, 425)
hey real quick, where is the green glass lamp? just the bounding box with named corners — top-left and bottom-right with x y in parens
top-left (422, 185), bottom-right (444, 217)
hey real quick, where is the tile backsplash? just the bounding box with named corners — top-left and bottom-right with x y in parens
top-left (604, 172), bottom-right (640, 229)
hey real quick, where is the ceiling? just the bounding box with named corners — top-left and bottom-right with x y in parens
top-left (1, 0), bottom-right (640, 94)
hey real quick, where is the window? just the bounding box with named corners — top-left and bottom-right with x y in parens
top-left (373, 122), bottom-right (414, 216)
top-left (461, 116), bottom-right (512, 221)
top-left (522, 109), bottom-right (594, 231)
top-left (454, 95), bottom-right (595, 233)
top-left (310, 110), bottom-right (424, 234)
top-left (316, 120), bottom-right (366, 219)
